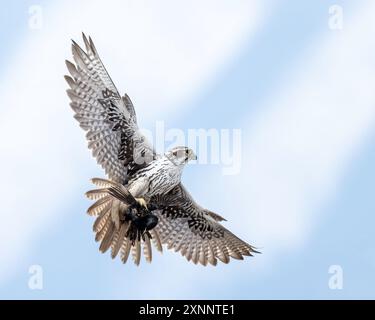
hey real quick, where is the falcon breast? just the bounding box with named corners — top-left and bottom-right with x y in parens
top-left (65, 33), bottom-right (259, 266)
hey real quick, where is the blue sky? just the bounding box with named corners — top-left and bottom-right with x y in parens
top-left (1, 0), bottom-right (375, 299)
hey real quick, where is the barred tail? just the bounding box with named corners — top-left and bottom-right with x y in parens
top-left (85, 178), bottom-right (163, 265)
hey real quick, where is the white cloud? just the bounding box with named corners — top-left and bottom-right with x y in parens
top-left (0, 0), bottom-right (263, 283)
top-left (222, 2), bottom-right (375, 257)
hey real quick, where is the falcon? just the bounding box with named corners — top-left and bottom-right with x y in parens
top-left (65, 33), bottom-right (258, 266)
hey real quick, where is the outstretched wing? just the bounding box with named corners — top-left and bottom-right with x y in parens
top-left (151, 184), bottom-right (259, 266)
top-left (65, 33), bottom-right (156, 183)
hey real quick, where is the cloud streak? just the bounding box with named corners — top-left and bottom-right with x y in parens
top-left (225, 2), bottom-right (375, 257)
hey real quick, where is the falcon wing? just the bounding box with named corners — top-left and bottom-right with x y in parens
top-left (65, 33), bottom-right (156, 183)
top-left (151, 184), bottom-right (259, 266)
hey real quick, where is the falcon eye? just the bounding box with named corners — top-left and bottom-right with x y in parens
top-left (172, 151), bottom-right (179, 157)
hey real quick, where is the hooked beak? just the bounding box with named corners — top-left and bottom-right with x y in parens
top-left (190, 151), bottom-right (197, 160)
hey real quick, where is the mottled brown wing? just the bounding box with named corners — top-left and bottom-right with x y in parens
top-left (65, 33), bottom-right (156, 183)
top-left (151, 184), bottom-right (259, 266)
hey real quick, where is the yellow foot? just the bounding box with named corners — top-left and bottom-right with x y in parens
top-left (135, 197), bottom-right (148, 209)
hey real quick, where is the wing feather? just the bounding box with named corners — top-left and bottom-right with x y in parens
top-left (152, 184), bottom-right (259, 266)
top-left (65, 33), bottom-right (157, 183)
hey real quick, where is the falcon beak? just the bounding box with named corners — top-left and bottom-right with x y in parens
top-left (190, 152), bottom-right (197, 161)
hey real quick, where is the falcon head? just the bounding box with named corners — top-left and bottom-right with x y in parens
top-left (165, 146), bottom-right (197, 165)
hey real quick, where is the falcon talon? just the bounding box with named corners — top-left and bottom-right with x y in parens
top-left (135, 197), bottom-right (148, 209)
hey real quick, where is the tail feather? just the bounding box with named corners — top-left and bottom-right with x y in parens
top-left (110, 229), bottom-right (120, 258)
top-left (93, 205), bottom-right (111, 232)
top-left (106, 184), bottom-right (137, 206)
top-left (111, 199), bottom-right (121, 230)
top-left (91, 177), bottom-right (118, 188)
top-left (85, 188), bottom-right (110, 200)
top-left (87, 177), bottom-right (162, 265)
top-left (99, 221), bottom-right (115, 253)
top-left (143, 233), bottom-right (152, 263)
top-left (95, 216), bottom-right (111, 242)
top-left (87, 195), bottom-right (111, 216)
top-left (132, 239), bottom-right (141, 266)
top-left (111, 222), bottom-right (129, 259)
top-left (150, 229), bottom-right (163, 253)
top-left (121, 238), bottom-right (132, 263)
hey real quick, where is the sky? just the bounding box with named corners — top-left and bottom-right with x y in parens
top-left (1, 0), bottom-right (375, 299)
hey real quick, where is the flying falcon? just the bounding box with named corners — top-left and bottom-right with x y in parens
top-left (65, 33), bottom-right (258, 266)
